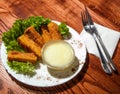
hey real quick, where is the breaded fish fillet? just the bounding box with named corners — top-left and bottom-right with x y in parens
top-left (42, 29), bottom-right (52, 44)
top-left (17, 35), bottom-right (41, 57)
top-left (8, 51), bottom-right (37, 63)
top-left (24, 26), bottom-right (44, 47)
top-left (47, 22), bottom-right (62, 40)
top-left (48, 22), bottom-right (59, 33)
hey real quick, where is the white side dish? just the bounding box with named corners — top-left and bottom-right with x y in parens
top-left (42, 40), bottom-right (75, 70)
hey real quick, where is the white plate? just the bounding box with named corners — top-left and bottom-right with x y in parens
top-left (0, 21), bottom-right (87, 87)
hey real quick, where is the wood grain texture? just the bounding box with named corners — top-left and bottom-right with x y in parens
top-left (0, 0), bottom-right (120, 94)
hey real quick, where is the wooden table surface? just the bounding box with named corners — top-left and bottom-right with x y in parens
top-left (0, 0), bottom-right (120, 94)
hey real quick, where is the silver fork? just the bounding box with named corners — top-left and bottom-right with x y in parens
top-left (83, 7), bottom-right (118, 73)
top-left (81, 6), bottom-right (113, 74)
top-left (84, 6), bottom-right (118, 73)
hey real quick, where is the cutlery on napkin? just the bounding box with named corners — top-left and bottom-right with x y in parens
top-left (80, 23), bottom-right (120, 58)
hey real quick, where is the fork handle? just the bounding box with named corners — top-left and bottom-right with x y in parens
top-left (93, 34), bottom-right (112, 74)
top-left (95, 32), bottom-right (118, 72)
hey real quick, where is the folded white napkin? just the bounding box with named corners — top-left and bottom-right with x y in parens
top-left (80, 23), bottom-right (120, 58)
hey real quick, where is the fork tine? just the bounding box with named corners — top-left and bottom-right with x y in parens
top-left (81, 6), bottom-right (93, 30)
top-left (84, 6), bottom-right (94, 25)
top-left (81, 12), bottom-right (85, 26)
top-left (81, 11), bottom-right (88, 26)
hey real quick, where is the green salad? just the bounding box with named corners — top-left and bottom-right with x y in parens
top-left (2, 16), bottom-right (70, 75)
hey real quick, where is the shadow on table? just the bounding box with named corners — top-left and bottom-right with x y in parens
top-left (8, 53), bottom-right (89, 93)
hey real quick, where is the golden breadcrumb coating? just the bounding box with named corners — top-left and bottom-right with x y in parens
top-left (8, 51), bottom-right (37, 63)
top-left (17, 35), bottom-right (41, 57)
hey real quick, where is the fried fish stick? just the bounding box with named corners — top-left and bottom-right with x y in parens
top-left (17, 35), bottom-right (41, 57)
top-left (24, 26), bottom-right (44, 47)
top-left (48, 22), bottom-right (59, 33)
top-left (8, 51), bottom-right (37, 63)
top-left (42, 29), bottom-right (52, 44)
top-left (50, 32), bottom-right (62, 40)
top-left (47, 22), bottom-right (62, 40)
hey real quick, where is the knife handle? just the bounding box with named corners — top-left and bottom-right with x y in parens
top-left (93, 34), bottom-right (112, 74)
top-left (95, 32), bottom-right (118, 72)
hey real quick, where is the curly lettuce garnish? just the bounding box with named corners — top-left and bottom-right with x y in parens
top-left (6, 40), bottom-right (24, 52)
top-left (8, 61), bottom-right (36, 76)
top-left (58, 22), bottom-right (71, 39)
